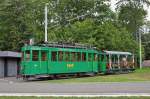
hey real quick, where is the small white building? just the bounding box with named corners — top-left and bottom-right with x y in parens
top-left (142, 60), bottom-right (150, 67)
top-left (0, 51), bottom-right (21, 77)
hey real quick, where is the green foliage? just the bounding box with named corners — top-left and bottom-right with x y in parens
top-left (95, 21), bottom-right (138, 53)
top-left (116, 0), bottom-right (149, 59)
top-left (48, 19), bottom-right (138, 54)
top-left (0, 0), bottom-right (31, 51)
top-left (118, 3), bottom-right (147, 37)
top-left (117, 0), bottom-right (150, 7)
top-left (142, 33), bottom-right (150, 59)
top-left (117, 0), bottom-right (150, 42)
top-left (47, 68), bottom-right (150, 83)
top-left (0, 0), bottom-right (147, 58)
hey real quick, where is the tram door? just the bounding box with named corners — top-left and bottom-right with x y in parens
top-left (99, 54), bottom-right (106, 73)
top-left (40, 51), bottom-right (48, 74)
top-left (88, 53), bottom-right (93, 72)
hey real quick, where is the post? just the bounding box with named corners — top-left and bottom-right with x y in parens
top-left (109, 54), bottom-right (112, 69)
top-left (45, 3), bottom-right (48, 42)
top-left (139, 31), bottom-right (142, 69)
top-left (117, 55), bottom-right (120, 68)
top-left (133, 54), bottom-right (135, 67)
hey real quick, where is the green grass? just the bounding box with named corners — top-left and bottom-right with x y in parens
top-left (47, 67), bottom-right (150, 83)
top-left (0, 97), bottom-right (150, 99)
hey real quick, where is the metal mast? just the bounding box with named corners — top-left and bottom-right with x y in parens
top-left (139, 30), bottom-right (142, 69)
top-left (45, 3), bottom-right (48, 43)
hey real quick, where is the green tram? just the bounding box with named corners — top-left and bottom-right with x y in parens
top-left (20, 43), bottom-right (135, 79)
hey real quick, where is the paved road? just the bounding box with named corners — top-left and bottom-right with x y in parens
top-left (0, 77), bottom-right (150, 95)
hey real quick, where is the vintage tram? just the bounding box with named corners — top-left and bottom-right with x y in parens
top-left (20, 42), bottom-right (135, 79)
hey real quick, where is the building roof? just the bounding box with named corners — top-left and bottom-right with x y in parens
top-left (0, 51), bottom-right (21, 58)
top-left (104, 51), bottom-right (132, 55)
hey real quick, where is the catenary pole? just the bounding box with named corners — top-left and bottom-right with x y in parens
top-left (139, 30), bottom-right (142, 69)
top-left (45, 3), bottom-right (48, 43)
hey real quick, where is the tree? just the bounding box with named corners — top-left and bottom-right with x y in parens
top-left (0, 0), bottom-right (142, 56)
top-left (49, 19), bottom-right (139, 55)
top-left (118, 4), bottom-right (147, 39)
top-left (0, 0), bottom-right (50, 50)
top-left (117, 0), bottom-right (150, 7)
top-left (95, 21), bottom-right (138, 52)
top-left (47, 0), bottom-right (115, 42)
top-left (0, 0), bottom-right (32, 51)
top-left (47, 0), bottom-right (114, 27)
top-left (116, 0), bottom-right (150, 40)
top-left (142, 21), bottom-right (150, 60)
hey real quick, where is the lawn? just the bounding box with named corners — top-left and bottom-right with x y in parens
top-left (0, 97), bottom-right (150, 99)
top-left (48, 67), bottom-right (150, 83)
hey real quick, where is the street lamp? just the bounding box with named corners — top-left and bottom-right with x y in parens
top-left (138, 27), bottom-right (145, 69)
top-left (45, 3), bottom-right (48, 43)
top-left (139, 30), bottom-right (142, 69)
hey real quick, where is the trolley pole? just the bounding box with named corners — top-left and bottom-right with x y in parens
top-left (139, 30), bottom-right (142, 69)
top-left (45, 3), bottom-right (48, 43)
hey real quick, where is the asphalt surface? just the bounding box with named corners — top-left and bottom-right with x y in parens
top-left (0, 77), bottom-right (150, 95)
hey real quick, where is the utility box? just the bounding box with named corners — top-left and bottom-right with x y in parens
top-left (0, 51), bottom-right (21, 77)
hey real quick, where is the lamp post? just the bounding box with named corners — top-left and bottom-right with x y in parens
top-left (45, 3), bottom-right (48, 43)
top-left (139, 30), bottom-right (142, 69)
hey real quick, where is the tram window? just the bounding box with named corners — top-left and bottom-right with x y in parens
top-left (32, 50), bottom-right (39, 61)
top-left (65, 52), bottom-right (70, 61)
top-left (77, 52), bottom-right (81, 61)
top-left (58, 51), bottom-right (63, 61)
top-left (88, 53), bottom-right (92, 61)
top-left (52, 52), bottom-right (57, 61)
top-left (41, 51), bottom-right (47, 61)
top-left (82, 53), bottom-right (86, 61)
top-left (94, 54), bottom-right (97, 61)
top-left (21, 52), bottom-right (24, 61)
top-left (75, 53), bottom-right (78, 61)
top-left (98, 55), bottom-right (100, 61)
top-left (100, 55), bottom-right (104, 61)
top-left (128, 56), bottom-right (132, 61)
top-left (25, 50), bottom-right (30, 61)
top-left (71, 52), bottom-right (76, 62)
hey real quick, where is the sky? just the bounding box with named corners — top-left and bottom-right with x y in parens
top-left (110, 0), bottom-right (150, 21)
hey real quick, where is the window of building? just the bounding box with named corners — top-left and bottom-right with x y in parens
top-left (25, 50), bottom-right (30, 61)
top-left (41, 51), bottom-right (47, 61)
top-left (88, 53), bottom-right (93, 61)
top-left (52, 52), bottom-right (57, 61)
top-left (32, 50), bottom-right (39, 61)
top-left (82, 53), bottom-right (86, 61)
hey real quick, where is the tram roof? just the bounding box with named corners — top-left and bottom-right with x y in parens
top-left (104, 51), bottom-right (132, 55)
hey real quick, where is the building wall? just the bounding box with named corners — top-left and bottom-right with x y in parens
top-left (142, 60), bottom-right (150, 67)
top-left (0, 58), bottom-right (4, 77)
top-left (7, 58), bottom-right (17, 77)
top-left (0, 58), bottom-right (19, 78)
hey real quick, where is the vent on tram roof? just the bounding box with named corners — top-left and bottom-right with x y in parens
top-left (36, 42), bottom-right (96, 50)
